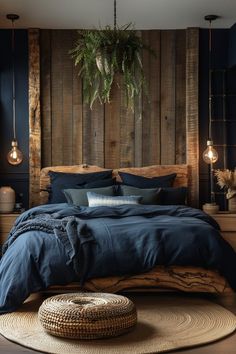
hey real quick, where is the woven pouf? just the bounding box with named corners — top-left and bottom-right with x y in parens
top-left (38, 293), bottom-right (137, 339)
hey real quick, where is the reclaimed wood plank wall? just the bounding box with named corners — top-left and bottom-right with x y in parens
top-left (40, 29), bottom-right (187, 170)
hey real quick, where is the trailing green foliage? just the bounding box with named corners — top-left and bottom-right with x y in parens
top-left (70, 24), bottom-right (154, 110)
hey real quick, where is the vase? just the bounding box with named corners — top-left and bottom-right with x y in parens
top-left (228, 195), bottom-right (236, 213)
top-left (0, 186), bottom-right (15, 213)
top-left (202, 203), bottom-right (219, 215)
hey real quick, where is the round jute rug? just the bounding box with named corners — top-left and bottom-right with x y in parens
top-left (0, 294), bottom-right (236, 354)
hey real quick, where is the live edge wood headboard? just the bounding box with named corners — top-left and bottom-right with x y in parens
top-left (39, 164), bottom-right (189, 205)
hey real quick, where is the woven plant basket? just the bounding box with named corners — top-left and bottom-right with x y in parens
top-left (38, 293), bottom-right (137, 339)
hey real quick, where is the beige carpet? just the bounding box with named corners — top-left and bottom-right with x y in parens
top-left (0, 294), bottom-right (236, 354)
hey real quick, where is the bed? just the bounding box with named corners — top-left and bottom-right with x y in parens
top-left (1, 163), bottom-right (236, 314)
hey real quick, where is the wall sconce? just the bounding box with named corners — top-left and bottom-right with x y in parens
top-left (202, 14), bottom-right (219, 214)
top-left (6, 14), bottom-right (23, 166)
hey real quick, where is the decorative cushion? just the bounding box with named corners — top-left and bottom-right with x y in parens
top-left (63, 186), bottom-right (115, 206)
top-left (38, 293), bottom-right (137, 339)
top-left (118, 171), bottom-right (176, 188)
top-left (48, 170), bottom-right (112, 203)
top-left (120, 185), bottom-right (161, 205)
top-left (87, 192), bottom-right (142, 207)
top-left (160, 187), bottom-right (188, 205)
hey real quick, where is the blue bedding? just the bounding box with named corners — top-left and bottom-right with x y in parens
top-left (1, 203), bottom-right (236, 314)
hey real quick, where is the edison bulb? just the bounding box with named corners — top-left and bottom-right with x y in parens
top-left (7, 140), bottom-right (23, 165)
top-left (202, 140), bottom-right (218, 164)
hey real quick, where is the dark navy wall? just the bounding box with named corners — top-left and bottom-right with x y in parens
top-left (228, 23), bottom-right (236, 68)
top-left (0, 30), bottom-right (29, 209)
top-left (199, 28), bottom-right (236, 210)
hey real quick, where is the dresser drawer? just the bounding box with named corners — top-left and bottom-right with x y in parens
top-left (221, 232), bottom-right (236, 252)
top-left (212, 213), bottom-right (236, 232)
top-left (0, 213), bottom-right (21, 246)
top-left (0, 232), bottom-right (10, 246)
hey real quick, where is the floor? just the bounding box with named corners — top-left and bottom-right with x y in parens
top-left (0, 292), bottom-right (236, 354)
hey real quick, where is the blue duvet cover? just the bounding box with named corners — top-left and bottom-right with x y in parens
top-left (1, 203), bottom-right (236, 314)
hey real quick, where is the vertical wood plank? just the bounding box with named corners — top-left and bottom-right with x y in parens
top-left (29, 29), bottom-right (41, 207)
top-left (61, 30), bottom-right (73, 165)
top-left (104, 74), bottom-right (121, 169)
top-left (51, 30), bottom-right (63, 166)
top-left (186, 28), bottom-right (199, 207)
top-left (161, 30), bottom-right (176, 164)
top-left (142, 30), bottom-right (161, 166)
top-left (175, 30), bottom-right (186, 164)
top-left (134, 30), bottom-right (143, 167)
top-left (72, 30), bottom-right (83, 165)
top-left (40, 30), bottom-right (52, 168)
top-left (120, 77), bottom-right (135, 167)
top-left (82, 101), bottom-right (105, 166)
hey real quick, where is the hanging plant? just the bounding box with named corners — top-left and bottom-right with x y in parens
top-left (70, 23), bottom-right (155, 110)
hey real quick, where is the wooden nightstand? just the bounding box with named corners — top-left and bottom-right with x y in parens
top-left (0, 213), bottom-right (21, 247)
top-left (211, 213), bottom-right (236, 251)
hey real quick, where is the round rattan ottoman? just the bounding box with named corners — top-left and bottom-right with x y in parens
top-left (38, 293), bottom-right (137, 339)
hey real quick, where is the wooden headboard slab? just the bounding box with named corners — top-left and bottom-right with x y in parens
top-left (39, 164), bottom-right (189, 205)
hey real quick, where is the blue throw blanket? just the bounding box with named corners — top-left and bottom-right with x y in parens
top-left (1, 203), bottom-right (236, 313)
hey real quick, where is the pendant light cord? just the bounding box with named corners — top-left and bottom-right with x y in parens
top-left (11, 17), bottom-right (16, 140)
top-left (114, 0), bottom-right (117, 30)
top-left (208, 19), bottom-right (212, 141)
top-left (7, 14), bottom-right (19, 141)
top-left (204, 14), bottom-right (218, 141)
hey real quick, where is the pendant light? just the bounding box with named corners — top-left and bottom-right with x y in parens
top-left (202, 15), bottom-right (219, 212)
top-left (202, 15), bottom-right (219, 167)
top-left (6, 14), bottom-right (23, 166)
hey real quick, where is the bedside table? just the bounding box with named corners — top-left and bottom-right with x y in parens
top-left (211, 213), bottom-right (236, 251)
top-left (0, 213), bottom-right (21, 247)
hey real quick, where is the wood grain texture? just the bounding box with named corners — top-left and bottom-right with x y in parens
top-left (29, 29), bottom-right (41, 207)
top-left (39, 163), bottom-right (189, 204)
top-left (82, 101), bottom-right (105, 166)
top-left (40, 30), bottom-right (52, 167)
top-left (175, 30), bottom-right (186, 164)
top-left (186, 28), bottom-right (199, 207)
top-left (120, 76), bottom-right (135, 168)
top-left (72, 30), bottom-right (83, 165)
top-left (48, 266), bottom-right (232, 294)
top-left (51, 30), bottom-right (64, 166)
top-left (142, 30), bottom-right (161, 166)
top-left (134, 30), bottom-right (143, 167)
top-left (161, 30), bottom-right (176, 164)
top-left (61, 30), bottom-right (73, 165)
top-left (35, 29), bottom-right (200, 205)
top-left (104, 74), bottom-right (121, 169)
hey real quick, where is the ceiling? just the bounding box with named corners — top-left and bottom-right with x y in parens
top-left (0, 0), bottom-right (236, 30)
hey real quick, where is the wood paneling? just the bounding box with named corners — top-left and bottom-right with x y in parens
top-left (29, 29), bottom-right (41, 208)
top-left (161, 30), bottom-right (176, 165)
top-left (142, 30), bottom-right (161, 166)
top-left (35, 29), bottom-right (200, 206)
top-left (186, 28), bottom-right (199, 208)
top-left (175, 30), bottom-right (186, 164)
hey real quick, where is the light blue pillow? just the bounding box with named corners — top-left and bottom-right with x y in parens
top-left (87, 192), bottom-right (142, 207)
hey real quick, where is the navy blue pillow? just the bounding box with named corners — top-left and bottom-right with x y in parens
top-left (48, 170), bottom-right (112, 203)
top-left (118, 172), bottom-right (176, 188)
top-left (160, 187), bottom-right (188, 205)
top-left (83, 178), bottom-right (115, 189)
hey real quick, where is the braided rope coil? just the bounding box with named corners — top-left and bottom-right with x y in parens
top-left (38, 293), bottom-right (137, 339)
